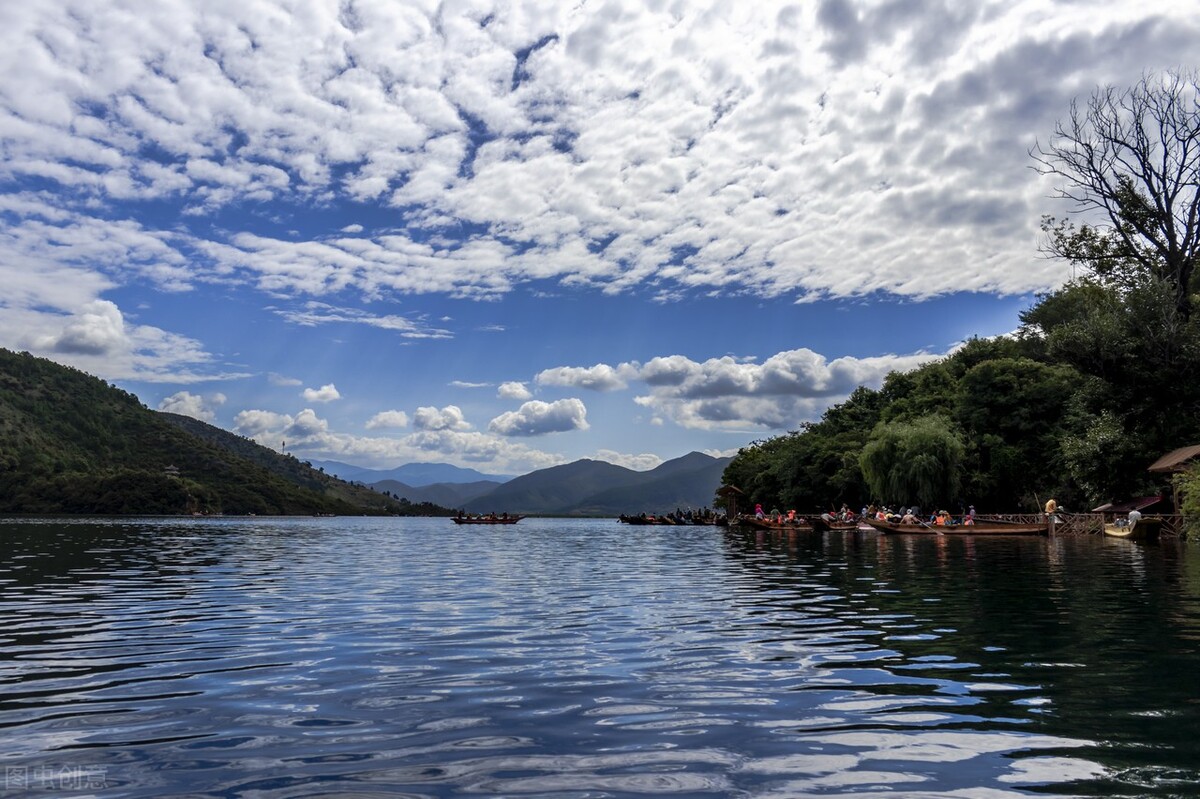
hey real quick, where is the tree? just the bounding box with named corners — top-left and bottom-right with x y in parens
top-left (1032, 70), bottom-right (1200, 323)
top-left (859, 414), bottom-right (965, 509)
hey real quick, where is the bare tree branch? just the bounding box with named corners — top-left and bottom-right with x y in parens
top-left (1031, 69), bottom-right (1200, 321)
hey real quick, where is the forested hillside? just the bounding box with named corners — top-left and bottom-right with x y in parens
top-left (0, 349), bottom-right (450, 516)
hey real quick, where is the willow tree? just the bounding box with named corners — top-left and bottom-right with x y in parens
top-left (859, 414), bottom-right (965, 509)
top-left (1031, 70), bottom-right (1200, 324)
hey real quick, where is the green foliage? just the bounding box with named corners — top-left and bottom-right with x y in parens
top-left (0, 349), bottom-right (455, 516)
top-left (1175, 467), bottom-right (1200, 538)
top-left (859, 414), bottom-right (965, 508)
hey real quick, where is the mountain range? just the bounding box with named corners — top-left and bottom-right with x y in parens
top-left (370, 451), bottom-right (732, 516)
top-left (308, 459), bottom-right (514, 486)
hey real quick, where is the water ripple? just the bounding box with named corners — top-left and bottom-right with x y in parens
top-left (3, 517), bottom-right (1195, 796)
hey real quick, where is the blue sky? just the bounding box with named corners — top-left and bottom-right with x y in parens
top-left (1, 1), bottom-right (1196, 475)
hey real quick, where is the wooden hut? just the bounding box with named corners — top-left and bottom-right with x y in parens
top-left (1147, 444), bottom-right (1200, 514)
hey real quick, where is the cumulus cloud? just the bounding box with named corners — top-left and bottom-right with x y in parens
top-left (536, 363), bottom-right (633, 392)
top-left (158, 390), bottom-right (226, 422)
top-left (233, 409), bottom-right (293, 438)
top-left (498, 381), bottom-right (533, 400)
top-left (302, 383), bottom-right (341, 403)
top-left (42, 300), bottom-right (128, 356)
top-left (366, 410), bottom-right (409, 429)
top-left (538, 347), bottom-right (943, 431)
top-left (232, 405), bottom-right (565, 474)
top-left (412, 405), bottom-right (472, 432)
top-left (489, 398), bottom-right (589, 436)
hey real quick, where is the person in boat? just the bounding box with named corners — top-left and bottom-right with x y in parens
top-left (900, 509), bottom-right (918, 525)
top-left (754, 503), bottom-right (765, 519)
top-left (1126, 508), bottom-right (1142, 529)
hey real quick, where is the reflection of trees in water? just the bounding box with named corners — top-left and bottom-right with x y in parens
top-left (718, 526), bottom-right (1200, 785)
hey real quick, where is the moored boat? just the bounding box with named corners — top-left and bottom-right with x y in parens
top-left (1103, 518), bottom-right (1161, 541)
top-left (731, 515), bottom-right (814, 532)
top-left (860, 517), bottom-right (1050, 536)
top-left (452, 514), bottom-right (523, 525)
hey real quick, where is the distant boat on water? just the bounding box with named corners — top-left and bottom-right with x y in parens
top-left (451, 514), bottom-right (523, 525)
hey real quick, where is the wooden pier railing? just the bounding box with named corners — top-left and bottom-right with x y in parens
top-left (981, 513), bottom-right (1188, 537)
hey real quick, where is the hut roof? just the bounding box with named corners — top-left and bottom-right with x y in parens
top-left (1147, 444), bottom-right (1200, 473)
top-left (1091, 495), bottom-right (1165, 513)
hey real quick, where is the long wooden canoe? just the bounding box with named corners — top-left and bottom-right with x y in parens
top-left (860, 517), bottom-right (1050, 536)
top-left (1103, 518), bottom-right (1161, 541)
top-left (451, 515), bottom-right (523, 525)
top-left (732, 516), bottom-right (813, 532)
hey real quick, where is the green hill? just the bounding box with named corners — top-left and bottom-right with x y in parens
top-left (0, 349), bottom-right (450, 516)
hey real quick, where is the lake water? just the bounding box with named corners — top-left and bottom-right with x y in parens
top-left (2, 516), bottom-right (1199, 798)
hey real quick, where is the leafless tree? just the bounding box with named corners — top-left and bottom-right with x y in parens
top-left (1032, 69), bottom-right (1200, 322)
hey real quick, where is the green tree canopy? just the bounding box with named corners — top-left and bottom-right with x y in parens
top-left (859, 414), bottom-right (965, 509)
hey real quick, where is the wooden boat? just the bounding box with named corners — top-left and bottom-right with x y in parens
top-left (731, 515), bottom-right (814, 532)
top-left (451, 515), bottom-right (523, 525)
top-left (860, 517), bottom-right (1050, 536)
top-left (1103, 518), bottom-right (1161, 541)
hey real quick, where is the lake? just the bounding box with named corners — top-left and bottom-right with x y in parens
top-left (2, 516), bottom-right (1199, 798)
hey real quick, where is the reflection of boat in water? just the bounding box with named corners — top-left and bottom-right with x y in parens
top-left (808, 516), bottom-right (869, 534)
top-left (618, 514), bottom-right (725, 526)
top-left (1103, 518), bottom-right (1161, 541)
top-left (452, 515), bottom-right (523, 525)
top-left (860, 518), bottom-right (1050, 536)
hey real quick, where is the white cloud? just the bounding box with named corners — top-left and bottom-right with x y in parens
top-left (302, 383), bottom-right (342, 403)
top-left (269, 373), bottom-right (303, 387)
top-left (498, 381), bottom-right (532, 400)
top-left (232, 405), bottom-right (565, 474)
top-left (2, 1), bottom-right (1192, 309)
top-left (489, 398), bottom-right (589, 436)
top-left (412, 405), bottom-right (472, 432)
top-left (536, 363), bottom-right (633, 392)
top-left (274, 302), bottom-right (451, 339)
top-left (593, 449), bottom-right (663, 471)
top-left (158, 390), bottom-right (226, 422)
top-left (538, 347), bottom-right (944, 431)
top-left (366, 410), bottom-right (409, 429)
top-left (37, 300), bottom-right (127, 356)
top-left (233, 409), bottom-right (293, 438)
